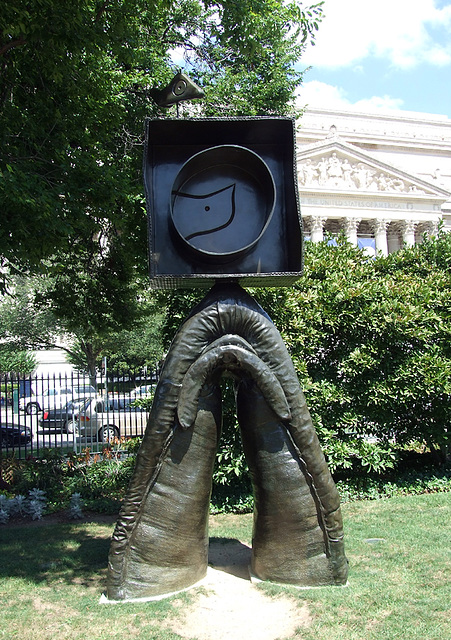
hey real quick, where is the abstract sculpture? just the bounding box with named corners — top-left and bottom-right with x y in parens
top-left (105, 96), bottom-right (348, 600)
top-left (106, 284), bottom-right (348, 600)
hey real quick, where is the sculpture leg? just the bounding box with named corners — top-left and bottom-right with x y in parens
top-left (107, 382), bottom-right (221, 601)
top-left (237, 379), bottom-right (346, 587)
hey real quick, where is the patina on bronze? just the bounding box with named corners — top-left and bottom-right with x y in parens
top-left (105, 93), bottom-right (347, 600)
top-left (150, 72), bottom-right (204, 108)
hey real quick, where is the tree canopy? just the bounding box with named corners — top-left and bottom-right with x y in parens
top-left (0, 0), bottom-right (323, 381)
top-left (1, 0), bottom-right (323, 375)
top-left (0, 273), bottom-right (165, 377)
top-left (0, 0), bottom-right (323, 285)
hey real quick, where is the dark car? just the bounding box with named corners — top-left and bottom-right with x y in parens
top-left (39, 398), bottom-right (90, 434)
top-left (0, 421), bottom-right (33, 447)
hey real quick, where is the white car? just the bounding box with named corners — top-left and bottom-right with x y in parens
top-left (76, 396), bottom-right (149, 442)
top-left (20, 384), bottom-right (96, 415)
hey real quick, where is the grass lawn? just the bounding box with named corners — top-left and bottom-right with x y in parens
top-left (0, 492), bottom-right (449, 640)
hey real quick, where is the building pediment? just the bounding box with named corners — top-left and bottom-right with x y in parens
top-left (297, 137), bottom-right (451, 200)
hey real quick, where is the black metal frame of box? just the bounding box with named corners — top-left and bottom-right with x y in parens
top-left (144, 117), bottom-right (303, 289)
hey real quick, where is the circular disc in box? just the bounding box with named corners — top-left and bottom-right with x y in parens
top-left (171, 145), bottom-right (276, 263)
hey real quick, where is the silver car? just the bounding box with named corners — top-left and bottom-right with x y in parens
top-left (76, 396), bottom-right (149, 443)
top-left (20, 384), bottom-right (96, 415)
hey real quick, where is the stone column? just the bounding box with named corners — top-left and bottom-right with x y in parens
top-left (342, 217), bottom-right (361, 246)
top-left (308, 216), bottom-right (327, 243)
top-left (415, 221), bottom-right (439, 244)
top-left (387, 228), bottom-right (401, 254)
top-left (401, 220), bottom-right (418, 247)
top-left (425, 221), bottom-right (439, 238)
top-left (371, 219), bottom-right (389, 256)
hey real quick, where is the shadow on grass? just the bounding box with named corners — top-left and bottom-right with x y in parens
top-left (208, 536), bottom-right (252, 580)
top-left (0, 521), bottom-right (112, 587)
top-left (0, 525), bottom-right (254, 586)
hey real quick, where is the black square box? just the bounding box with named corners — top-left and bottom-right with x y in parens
top-left (144, 117), bottom-right (303, 289)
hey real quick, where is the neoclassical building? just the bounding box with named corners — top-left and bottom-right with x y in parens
top-left (297, 108), bottom-right (451, 255)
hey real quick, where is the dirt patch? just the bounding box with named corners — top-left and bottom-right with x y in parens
top-left (31, 595), bottom-right (78, 619)
top-left (164, 540), bottom-right (311, 640)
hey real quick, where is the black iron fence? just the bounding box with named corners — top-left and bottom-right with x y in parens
top-left (0, 367), bottom-right (159, 458)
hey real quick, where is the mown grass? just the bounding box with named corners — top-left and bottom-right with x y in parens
top-left (0, 493), bottom-right (449, 640)
top-left (261, 493), bottom-right (450, 640)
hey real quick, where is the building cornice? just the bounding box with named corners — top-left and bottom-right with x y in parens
top-left (297, 107), bottom-right (451, 153)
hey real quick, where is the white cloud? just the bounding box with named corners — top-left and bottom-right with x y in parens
top-left (353, 95), bottom-right (406, 112)
top-left (297, 80), bottom-right (405, 113)
top-left (296, 81), bottom-right (348, 109)
top-left (303, 0), bottom-right (451, 70)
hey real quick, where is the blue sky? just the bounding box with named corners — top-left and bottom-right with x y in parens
top-left (297, 0), bottom-right (451, 118)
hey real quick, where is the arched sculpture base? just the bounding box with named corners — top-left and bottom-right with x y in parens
top-left (106, 283), bottom-right (348, 601)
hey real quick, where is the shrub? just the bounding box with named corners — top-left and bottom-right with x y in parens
top-left (1, 438), bottom-right (140, 514)
top-left (254, 233), bottom-right (451, 470)
top-left (1, 447), bottom-right (449, 517)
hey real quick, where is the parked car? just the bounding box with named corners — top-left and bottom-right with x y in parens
top-left (0, 421), bottom-right (33, 447)
top-left (77, 396), bottom-right (149, 442)
top-left (39, 398), bottom-right (91, 434)
top-left (20, 384), bottom-right (96, 415)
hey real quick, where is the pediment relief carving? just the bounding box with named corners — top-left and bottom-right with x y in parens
top-left (298, 151), bottom-right (432, 195)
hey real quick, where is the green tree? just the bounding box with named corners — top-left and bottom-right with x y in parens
top-left (0, 344), bottom-right (36, 376)
top-left (1, 0), bottom-right (323, 288)
top-left (0, 276), bottom-right (66, 354)
top-left (98, 318), bottom-right (164, 373)
top-left (0, 274), bottom-right (164, 378)
top-left (1, 0), bottom-right (150, 280)
top-left (1, 0), bottom-right (323, 383)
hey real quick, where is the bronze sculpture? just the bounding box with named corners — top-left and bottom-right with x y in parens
top-left (105, 89), bottom-right (348, 600)
top-left (106, 284), bottom-right (348, 600)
